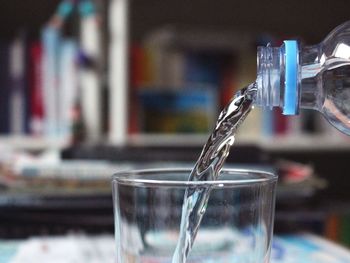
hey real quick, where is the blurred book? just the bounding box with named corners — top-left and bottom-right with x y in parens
top-left (58, 40), bottom-right (79, 141)
top-left (41, 26), bottom-right (61, 138)
top-left (322, 208), bottom-right (350, 248)
top-left (138, 87), bottom-right (217, 134)
top-left (28, 42), bottom-right (44, 136)
top-left (79, 10), bottom-right (102, 142)
top-left (0, 41), bottom-right (11, 134)
top-left (9, 34), bottom-right (30, 135)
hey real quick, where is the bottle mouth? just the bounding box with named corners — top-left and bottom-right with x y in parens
top-left (255, 45), bottom-right (281, 109)
top-left (255, 41), bottom-right (299, 115)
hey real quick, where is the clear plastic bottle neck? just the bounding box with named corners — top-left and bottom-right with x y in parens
top-left (298, 44), bottom-right (321, 110)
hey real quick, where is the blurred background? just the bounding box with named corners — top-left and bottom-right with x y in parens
top-left (0, 0), bottom-right (350, 261)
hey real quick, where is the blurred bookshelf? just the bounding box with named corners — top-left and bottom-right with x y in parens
top-left (0, 0), bottom-right (350, 151)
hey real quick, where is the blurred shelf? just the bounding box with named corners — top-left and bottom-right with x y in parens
top-left (127, 133), bottom-right (265, 147)
top-left (128, 133), bottom-right (208, 146)
top-left (128, 133), bottom-right (350, 151)
top-left (258, 135), bottom-right (350, 152)
top-left (0, 136), bottom-right (69, 151)
top-left (0, 134), bottom-right (349, 152)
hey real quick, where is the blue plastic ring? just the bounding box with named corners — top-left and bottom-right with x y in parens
top-left (283, 40), bottom-right (298, 115)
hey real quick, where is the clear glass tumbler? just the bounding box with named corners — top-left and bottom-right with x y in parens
top-left (112, 168), bottom-right (277, 263)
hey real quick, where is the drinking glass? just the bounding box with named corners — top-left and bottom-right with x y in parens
top-left (112, 168), bottom-right (277, 263)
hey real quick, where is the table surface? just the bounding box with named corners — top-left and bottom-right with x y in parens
top-left (1, 233), bottom-right (349, 263)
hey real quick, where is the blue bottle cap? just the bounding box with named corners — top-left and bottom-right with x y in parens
top-left (283, 40), bottom-right (298, 115)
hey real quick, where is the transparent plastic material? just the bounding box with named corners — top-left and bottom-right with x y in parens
top-left (256, 45), bottom-right (284, 110)
top-left (255, 21), bottom-right (350, 135)
top-left (112, 168), bottom-right (277, 263)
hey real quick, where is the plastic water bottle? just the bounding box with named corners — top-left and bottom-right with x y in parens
top-left (255, 21), bottom-right (350, 135)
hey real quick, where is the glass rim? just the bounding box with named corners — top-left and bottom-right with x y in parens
top-left (112, 168), bottom-right (277, 187)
